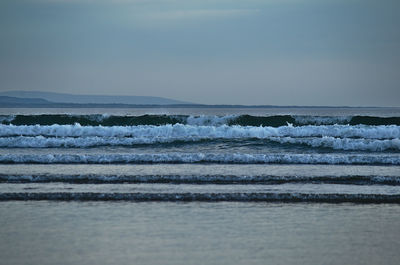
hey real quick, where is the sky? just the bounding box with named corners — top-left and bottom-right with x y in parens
top-left (0, 0), bottom-right (399, 106)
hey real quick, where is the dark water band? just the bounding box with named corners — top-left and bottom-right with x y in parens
top-left (1, 192), bottom-right (400, 203)
top-left (1, 174), bottom-right (400, 185)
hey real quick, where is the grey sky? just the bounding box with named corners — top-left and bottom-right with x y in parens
top-left (0, 0), bottom-right (399, 106)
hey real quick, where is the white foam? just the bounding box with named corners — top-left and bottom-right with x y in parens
top-left (269, 136), bottom-right (400, 151)
top-left (1, 135), bottom-right (399, 150)
top-left (1, 124), bottom-right (399, 139)
top-left (0, 153), bottom-right (399, 164)
top-left (0, 115), bottom-right (15, 124)
top-left (294, 116), bottom-right (352, 125)
top-left (185, 115), bottom-right (237, 126)
top-left (0, 136), bottom-right (179, 148)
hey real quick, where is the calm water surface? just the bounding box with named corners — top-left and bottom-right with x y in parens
top-left (1, 202), bottom-right (400, 265)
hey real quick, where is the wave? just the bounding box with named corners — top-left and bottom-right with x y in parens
top-left (1, 135), bottom-right (399, 151)
top-left (2, 174), bottom-right (399, 185)
top-left (0, 136), bottom-right (178, 147)
top-left (1, 192), bottom-right (400, 203)
top-left (268, 137), bottom-right (400, 151)
top-left (1, 114), bottom-right (400, 126)
top-left (0, 153), bottom-right (399, 164)
top-left (1, 124), bottom-right (399, 139)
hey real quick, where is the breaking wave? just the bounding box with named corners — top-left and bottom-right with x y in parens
top-left (0, 153), bottom-right (399, 165)
top-left (0, 123), bottom-right (399, 151)
top-left (1, 135), bottom-right (399, 151)
top-left (1, 114), bottom-right (400, 126)
top-left (1, 124), bottom-right (399, 139)
top-left (268, 137), bottom-right (400, 151)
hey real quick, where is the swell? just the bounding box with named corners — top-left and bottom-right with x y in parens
top-left (0, 114), bottom-right (185, 126)
top-left (0, 136), bottom-right (399, 151)
top-left (1, 192), bottom-right (400, 203)
top-left (2, 114), bottom-right (400, 126)
top-left (2, 174), bottom-right (399, 185)
top-left (0, 153), bottom-right (399, 165)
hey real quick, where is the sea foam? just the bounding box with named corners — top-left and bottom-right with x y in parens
top-left (0, 153), bottom-right (399, 165)
top-left (1, 124), bottom-right (399, 139)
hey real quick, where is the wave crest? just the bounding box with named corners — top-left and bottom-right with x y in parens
top-left (1, 114), bottom-right (400, 126)
top-left (1, 124), bottom-right (399, 139)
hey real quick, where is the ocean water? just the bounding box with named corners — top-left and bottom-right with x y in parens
top-left (1, 107), bottom-right (400, 264)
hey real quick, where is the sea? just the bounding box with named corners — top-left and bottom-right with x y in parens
top-left (1, 107), bottom-right (400, 265)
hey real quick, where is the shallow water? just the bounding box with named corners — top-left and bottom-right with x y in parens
top-left (1, 201), bottom-right (400, 265)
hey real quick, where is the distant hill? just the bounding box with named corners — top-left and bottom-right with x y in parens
top-left (0, 90), bottom-right (191, 105)
top-left (0, 96), bottom-right (52, 105)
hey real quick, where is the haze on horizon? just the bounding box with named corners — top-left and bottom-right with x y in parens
top-left (0, 0), bottom-right (399, 107)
